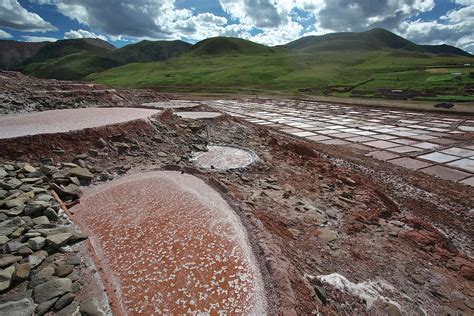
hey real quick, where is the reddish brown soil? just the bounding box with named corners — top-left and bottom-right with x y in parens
top-left (1, 74), bottom-right (473, 315)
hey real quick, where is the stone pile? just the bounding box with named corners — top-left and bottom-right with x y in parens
top-left (0, 161), bottom-right (104, 315)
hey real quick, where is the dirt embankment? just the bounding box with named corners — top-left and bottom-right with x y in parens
top-left (0, 71), bottom-right (167, 115)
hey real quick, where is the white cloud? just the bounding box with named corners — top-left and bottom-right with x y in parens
top-left (21, 36), bottom-right (57, 42)
top-left (0, 0), bottom-right (56, 32)
top-left (64, 29), bottom-right (108, 41)
top-left (30, 0), bottom-right (473, 53)
top-left (399, 1), bottom-right (474, 53)
top-left (0, 29), bottom-right (12, 38)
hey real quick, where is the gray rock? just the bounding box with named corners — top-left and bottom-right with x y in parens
top-left (0, 236), bottom-right (9, 246)
top-left (0, 298), bottom-right (35, 316)
top-left (32, 216), bottom-right (50, 225)
top-left (0, 217), bottom-right (22, 236)
top-left (43, 208), bottom-right (59, 221)
top-left (24, 201), bottom-right (49, 216)
top-left (4, 190), bottom-right (33, 208)
top-left (28, 237), bottom-right (46, 251)
top-left (40, 165), bottom-right (56, 176)
top-left (97, 138), bottom-right (107, 148)
top-left (54, 292), bottom-right (75, 310)
top-left (28, 250), bottom-right (48, 269)
top-left (35, 298), bottom-right (58, 316)
top-left (2, 206), bottom-right (24, 216)
top-left (30, 266), bottom-right (55, 288)
top-left (21, 165), bottom-right (37, 173)
top-left (62, 184), bottom-right (81, 197)
top-left (0, 169), bottom-right (7, 178)
top-left (10, 226), bottom-right (26, 238)
top-left (317, 228), bottom-right (338, 243)
top-left (314, 285), bottom-right (327, 305)
top-left (46, 233), bottom-right (72, 248)
top-left (0, 265), bottom-right (15, 291)
top-left (56, 302), bottom-right (79, 316)
top-left (0, 189), bottom-right (8, 199)
top-left (0, 255), bottom-right (22, 268)
top-left (54, 264), bottom-right (74, 277)
top-left (33, 278), bottom-right (72, 303)
top-left (36, 194), bottom-right (53, 202)
top-left (80, 299), bottom-right (106, 316)
top-left (20, 178), bottom-right (42, 184)
top-left (6, 240), bottom-right (29, 253)
top-left (68, 167), bottom-right (94, 180)
top-left (1, 178), bottom-right (22, 190)
top-left (13, 263), bottom-right (30, 281)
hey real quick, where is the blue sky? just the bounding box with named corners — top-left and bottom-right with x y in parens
top-left (0, 0), bottom-right (473, 53)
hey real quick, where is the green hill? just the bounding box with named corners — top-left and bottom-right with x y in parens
top-left (16, 38), bottom-right (118, 80)
top-left (15, 38), bottom-right (192, 80)
top-left (0, 40), bottom-right (48, 70)
top-left (110, 40), bottom-right (192, 64)
top-left (190, 37), bottom-right (278, 55)
top-left (283, 28), bottom-right (471, 57)
top-left (87, 29), bottom-right (473, 101)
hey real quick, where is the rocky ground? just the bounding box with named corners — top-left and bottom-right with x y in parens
top-left (0, 71), bottom-right (166, 115)
top-left (0, 72), bottom-right (473, 315)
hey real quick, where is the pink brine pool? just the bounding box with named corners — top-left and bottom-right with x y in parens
top-left (72, 171), bottom-right (267, 315)
top-left (0, 107), bottom-right (159, 139)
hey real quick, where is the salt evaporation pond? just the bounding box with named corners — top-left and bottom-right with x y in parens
top-left (193, 146), bottom-right (257, 170)
top-left (0, 107), bottom-right (159, 139)
top-left (176, 111), bottom-right (222, 119)
top-left (73, 171), bottom-right (267, 315)
top-left (141, 101), bottom-right (199, 109)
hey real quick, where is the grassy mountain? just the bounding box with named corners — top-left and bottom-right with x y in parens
top-left (87, 29), bottom-right (473, 101)
top-left (16, 38), bottom-right (118, 80)
top-left (15, 38), bottom-right (194, 80)
top-left (110, 40), bottom-right (192, 64)
top-left (190, 37), bottom-right (278, 55)
top-left (283, 28), bottom-right (471, 56)
top-left (0, 40), bottom-right (48, 70)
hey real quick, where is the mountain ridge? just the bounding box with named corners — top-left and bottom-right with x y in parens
top-left (0, 28), bottom-right (471, 81)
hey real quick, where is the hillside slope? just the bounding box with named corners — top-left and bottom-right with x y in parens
top-left (110, 40), bottom-right (192, 64)
top-left (190, 37), bottom-right (278, 55)
top-left (16, 38), bottom-right (118, 80)
top-left (283, 29), bottom-right (471, 57)
top-left (0, 40), bottom-right (48, 70)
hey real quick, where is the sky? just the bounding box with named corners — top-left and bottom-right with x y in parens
top-left (0, 0), bottom-right (473, 53)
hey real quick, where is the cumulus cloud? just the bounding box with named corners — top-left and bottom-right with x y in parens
top-left (399, 2), bottom-right (474, 53)
top-left (315, 0), bottom-right (435, 32)
top-left (21, 35), bottom-right (57, 42)
top-left (0, 0), bottom-right (56, 32)
top-left (26, 0), bottom-right (474, 53)
top-left (35, 0), bottom-right (192, 38)
top-left (64, 29), bottom-right (108, 41)
top-left (0, 29), bottom-right (12, 38)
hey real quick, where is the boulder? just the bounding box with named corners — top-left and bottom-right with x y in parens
top-left (35, 298), bottom-right (58, 316)
top-left (1, 179), bottom-right (22, 190)
top-left (28, 236), bottom-right (46, 251)
top-left (0, 218), bottom-right (22, 236)
top-left (0, 255), bottom-right (22, 268)
top-left (54, 292), bottom-right (75, 310)
top-left (28, 250), bottom-right (48, 269)
top-left (68, 167), bottom-right (94, 180)
top-left (32, 216), bottom-right (50, 225)
top-left (46, 233), bottom-right (72, 248)
top-left (14, 262), bottom-right (31, 281)
top-left (0, 265), bottom-right (15, 292)
top-left (0, 298), bottom-right (35, 316)
top-left (33, 278), bottom-right (72, 303)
